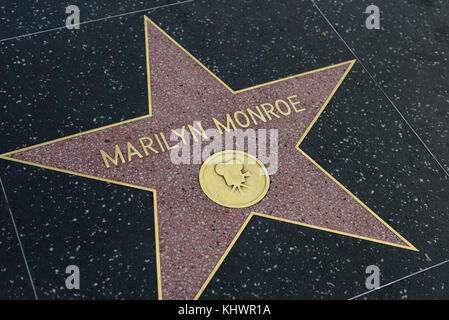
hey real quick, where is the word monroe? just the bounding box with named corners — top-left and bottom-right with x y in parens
top-left (100, 94), bottom-right (305, 168)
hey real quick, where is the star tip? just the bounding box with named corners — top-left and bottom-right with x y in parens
top-left (0, 153), bottom-right (13, 160)
top-left (400, 241), bottom-right (419, 252)
top-left (143, 15), bottom-right (157, 27)
top-left (348, 59), bottom-right (357, 68)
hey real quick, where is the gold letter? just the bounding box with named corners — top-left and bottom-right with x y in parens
top-left (213, 114), bottom-right (236, 134)
top-left (234, 110), bottom-right (251, 128)
top-left (260, 103), bottom-right (281, 120)
top-left (188, 121), bottom-right (208, 142)
top-left (287, 95), bottom-right (304, 112)
top-left (247, 106), bottom-right (267, 125)
top-left (171, 126), bottom-right (187, 145)
top-left (139, 137), bottom-right (159, 155)
top-left (154, 134), bottom-right (165, 152)
top-left (100, 145), bottom-right (125, 168)
top-left (160, 132), bottom-right (178, 150)
top-left (127, 142), bottom-right (143, 162)
top-left (275, 99), bottom-right (291, 116)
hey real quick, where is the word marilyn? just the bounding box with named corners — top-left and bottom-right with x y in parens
top-left (100, 94), bottom-right (305, 168)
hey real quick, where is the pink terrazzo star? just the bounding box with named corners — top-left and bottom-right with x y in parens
top-left (0, 17), bottom-right (416, 299)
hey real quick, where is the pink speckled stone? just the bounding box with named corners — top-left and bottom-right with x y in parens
top-left (9, 20), bottom-right (407, 300)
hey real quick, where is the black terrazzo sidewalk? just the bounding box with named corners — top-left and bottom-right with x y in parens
top-left (1, 0), bottom-right (448, 300)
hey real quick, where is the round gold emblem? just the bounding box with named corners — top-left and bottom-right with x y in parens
top-left (199, 150), bottom-right (270, 208)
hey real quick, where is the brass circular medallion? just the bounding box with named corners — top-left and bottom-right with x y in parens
top-left (199, 150), bottom-right (270, 208)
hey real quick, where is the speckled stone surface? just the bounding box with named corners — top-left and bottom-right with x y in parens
top-left (0, 159), bottom-right (158, 299)
top-left (1, 0), bottom-right (354, 156)
top-left (0, 15), bottom-right (149, 155)
top-left (301, 62), bottom-right (449, 262)
top-left (0, 188), bottom-right (35, 299)
top-left (314, 0), bottom-right (449, 172)
top-left (200, 216), bottom-right (424, 299)
top-left (357, 262), bottom-right (449, 300)
top-left (201, 214), bottom-right (447, 299)
top-left (0, 0), bottom-right (171, 39)
top-left (1, 0), bottom-right (449, 300)
top-left (151, 0), bottom-right (352, 91)
top-left (4, 18), bottom-right (410, 300)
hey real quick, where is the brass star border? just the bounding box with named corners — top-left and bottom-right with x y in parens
top-left (0, 16), bottom-right (418, 300)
